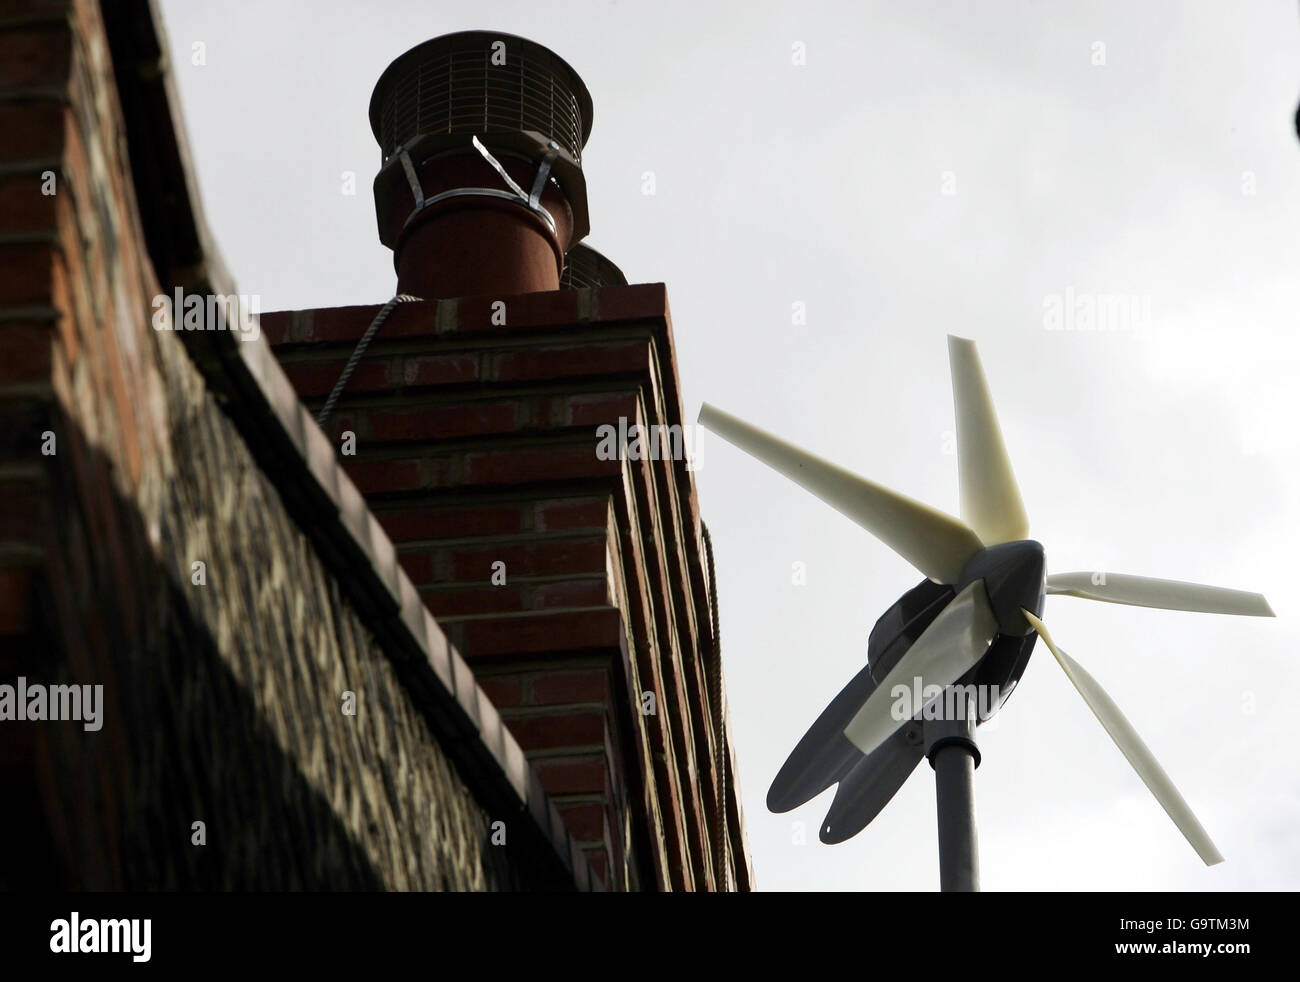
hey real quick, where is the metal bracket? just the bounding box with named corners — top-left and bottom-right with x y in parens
top-left (396, 147), bottom-right (424, 210)
top-left (471, 135), bottom-right (530, 200)
top-left (392, 134), bottom-right (563, 246)
top-left (401, 187), bottom-right (558, 237)
top-left (528, 142), bottom-right (559, 211)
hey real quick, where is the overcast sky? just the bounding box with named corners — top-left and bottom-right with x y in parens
top-left (157, 0), bottom-right (1300, 891)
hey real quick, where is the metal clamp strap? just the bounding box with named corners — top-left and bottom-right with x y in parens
top-left (393, 135), bottom-right (561, 241)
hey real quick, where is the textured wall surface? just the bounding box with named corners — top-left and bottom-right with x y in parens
top-left (34, 331), bottom-right (522, 891)
top-left (0, 0), bottom-right (531, 891)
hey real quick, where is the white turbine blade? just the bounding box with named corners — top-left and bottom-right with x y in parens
top-left (1022, 610), bottom-right (1224, 866)
top-left (699, 403), bottom-right (983, 584)
top-left (948, 335), bottom-right (1029, 545)
top-left (1047, 572), bottom-right (1275, 618)
top-left (844, 581), bottom-right (998, 756)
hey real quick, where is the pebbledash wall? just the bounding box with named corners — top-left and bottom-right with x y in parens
top-left (0, 0), bottom-right (750, 891)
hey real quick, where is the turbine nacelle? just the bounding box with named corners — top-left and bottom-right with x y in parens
top-left (956, 540), bottom-right (1046, 637)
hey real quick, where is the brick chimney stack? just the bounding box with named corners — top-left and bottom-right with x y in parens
top-left (265, 31), bottom-right (752, 891)
top-left (368, 31), bottom-right (593, 299)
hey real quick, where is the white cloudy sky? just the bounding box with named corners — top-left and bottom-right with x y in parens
top-left (157, 0), bottom-right (1300, 891)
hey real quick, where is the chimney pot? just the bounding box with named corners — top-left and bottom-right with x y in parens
top-left (368, 32), bottom-right (594, 300)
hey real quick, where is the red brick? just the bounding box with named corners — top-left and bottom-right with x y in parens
top-left (463, 445), bottom-right (618, 485)
top-left (534, 497), bottom-right (610, 531)
top-left (0, 322), bottom-right (54, 382)
top-left (3, 0), bottom-right (72, 9)
top-left (399, 353), bottom-right (479, 386)
top-left (0, 244), bottom-right (56, 307)
top-left (381, 301), bottom-right (440, 340)
top-left (529, 668), bottom-right (609, 705)
top-left (563, 392), bottom-right (640, 427)
top-left (0, 26), bottom-right (71, 90)
top-left (377, 504), bottom-right (525, 542)
top-left (300, 304), bottom-right (377, 343)
top-left (325, 412), bottom-right (357, 442)
top-left (453, 290), bottom-right (581, 333)
top-left (0, 103), bottom-right (68, 163)
top-left (556, 801), bottom-right (608, 842)
top-left (0, 176), bottom-right (58, 235)
top-left (446, 537), bottom-right (606, 580)
top-left (258, 310), bottom-right (294, 345)
top-left (306, 304), bottom-right (383, 344)
top-left (344, 457), bottom-right (424, 495)
top-left (395, 551), bottom-right (434, 583)
top-left (500, 289), bottom-right (582, 328)
top-left (491, 341), bottom-right (647, 382)
top-left (476, 676), bottom-right (522, 709)
top-left (420, 584), bottom-right (526, 617)
top-left (533, 755), bottom-right (607, 795)
top-left (265, 302), bottom-right (436, 346)
top-left (0, 0), bottom-right (70, 23)
top-left (532, 578), bottom-right (609, 609)
top-left (592, 283), bottom-right (668, 323)
top-left (457, 608), bottom-right (623, 658)
top-left (280, 358), bottom-right (393, 398)
top-left (366, 402), bottom-right (514, 442)
top-left (504, 709), bottom-right (606, 752)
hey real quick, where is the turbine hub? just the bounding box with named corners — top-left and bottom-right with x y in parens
top-left (956, 540), bottom-right (1046, 637)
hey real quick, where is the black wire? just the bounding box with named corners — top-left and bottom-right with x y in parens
top-left (316, 294), bottom-right (421, 426)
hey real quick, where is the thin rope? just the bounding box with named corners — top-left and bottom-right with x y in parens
top-left (316, 294), bottom-right (421, 426)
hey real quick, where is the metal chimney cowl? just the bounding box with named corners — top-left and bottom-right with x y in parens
top-left (368, 31), bottom-right (594, 300)
top-left (559, 243), bottom-right (627, 290)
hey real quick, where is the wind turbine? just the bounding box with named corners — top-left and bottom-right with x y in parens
top-left (699, 336), bottom-right (1274, 890)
